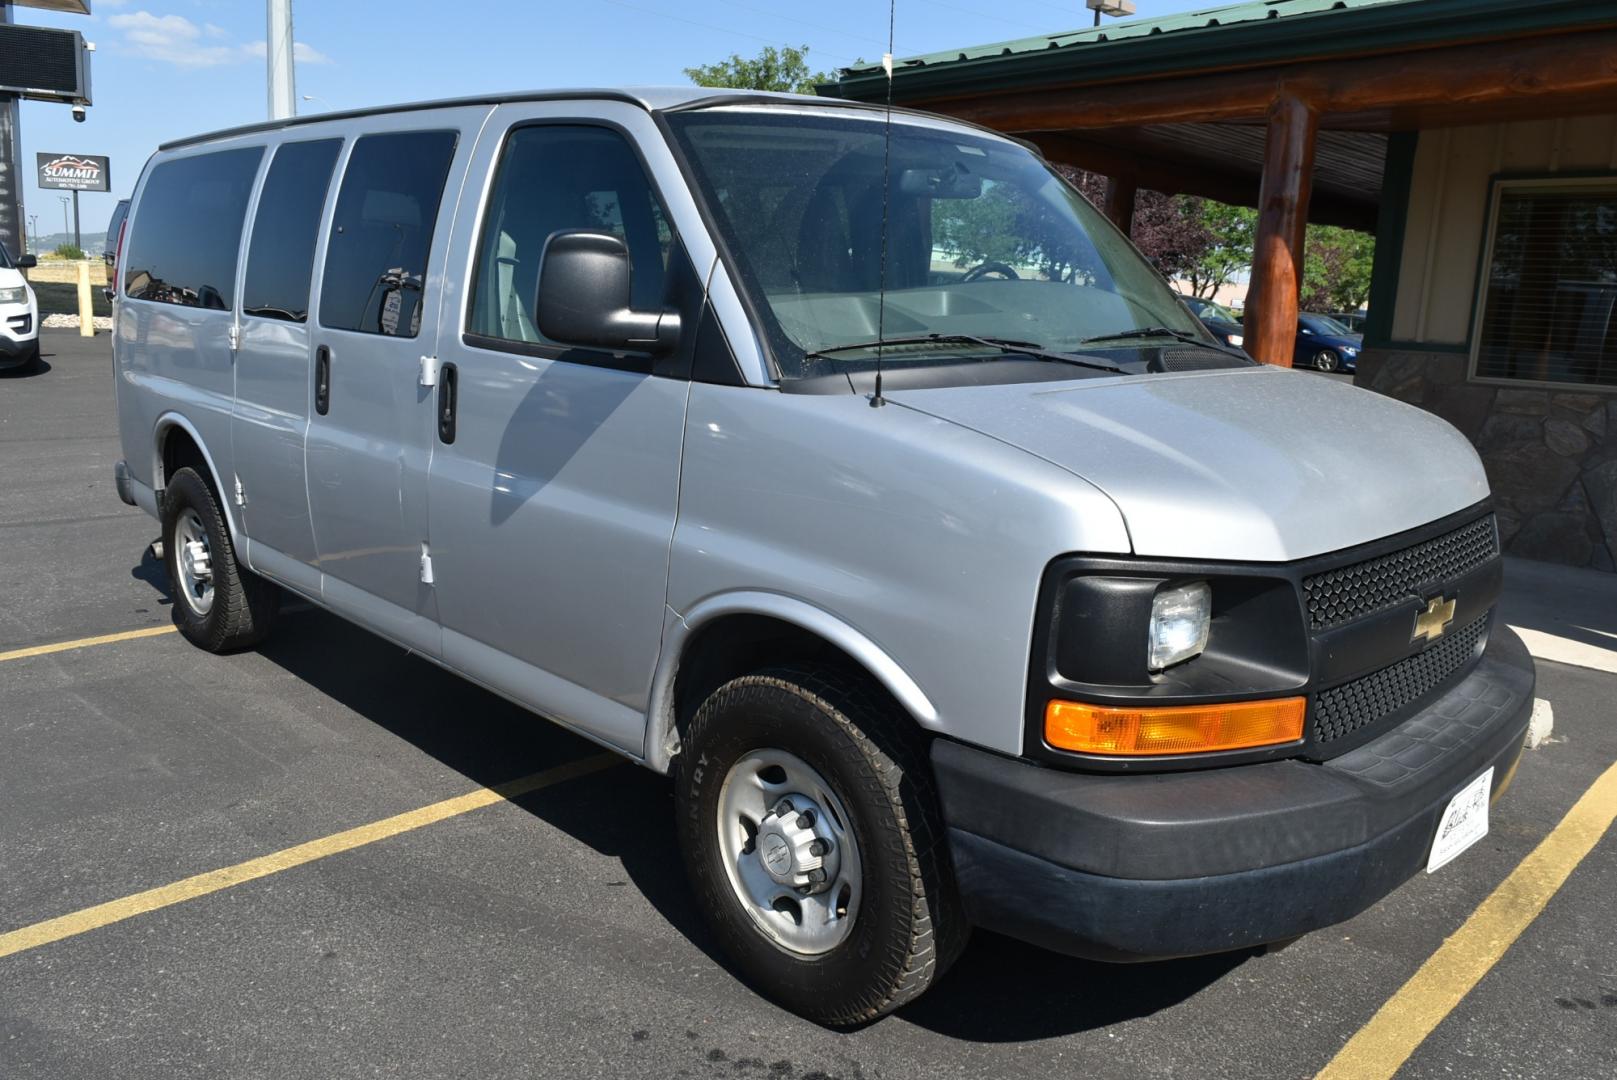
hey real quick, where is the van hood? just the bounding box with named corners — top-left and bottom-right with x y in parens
top-left (887, 366), bottom-right (1489, 562)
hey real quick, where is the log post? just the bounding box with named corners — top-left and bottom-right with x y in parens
top-left (1103, 174), bottom-right (1138, 234)
top-left (1244, 92), bottom-right (1317, 367)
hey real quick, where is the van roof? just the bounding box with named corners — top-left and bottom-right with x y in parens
top-left (156, 87), bottom-right (905, 151)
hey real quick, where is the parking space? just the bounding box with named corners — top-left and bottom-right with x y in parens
top-left (2, 330), bottom-right (1614, 1079)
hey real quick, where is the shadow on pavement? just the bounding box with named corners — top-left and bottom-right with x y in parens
top-left (0, 355), bottom-right (50, 378)
top-left (130, 543), bottom-right (173, 605)
top-left (210, 602), bottom-right (1242, 1041)
top-left (896, 933), bottom-right (1247, 1040)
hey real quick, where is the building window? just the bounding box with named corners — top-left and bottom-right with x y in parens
top-left (1472, 177), bottom-right (1617, 390)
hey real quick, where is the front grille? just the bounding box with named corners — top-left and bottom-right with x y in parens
top-left (1302, 515), bottom-right (1499, 630)
top-left (1312, 615), bottom-right (1489, 744)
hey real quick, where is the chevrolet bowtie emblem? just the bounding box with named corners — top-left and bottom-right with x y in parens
top-left (1413, 595), bottom-right (1457, 644)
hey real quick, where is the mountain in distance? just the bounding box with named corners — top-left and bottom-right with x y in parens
top-left (27, 231), bottom-right (111, 255)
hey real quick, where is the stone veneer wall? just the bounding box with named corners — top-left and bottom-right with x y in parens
top-left (1356, 348), bottom-right (1617, 572)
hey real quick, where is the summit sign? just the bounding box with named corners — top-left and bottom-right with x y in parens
top-left (37, 153), bottom-right (110, 193)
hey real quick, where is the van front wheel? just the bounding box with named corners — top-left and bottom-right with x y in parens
top-left (674, 667), bottom-right (966, 1026)
top-left (161, 467), bottom-right (277, 652)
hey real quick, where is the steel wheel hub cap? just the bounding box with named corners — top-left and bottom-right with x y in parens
top-left (174, 510), bottom-right (215, 615)
top-left (716, 749), bottom-right (862, 956)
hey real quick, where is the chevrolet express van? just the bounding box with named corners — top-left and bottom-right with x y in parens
top-left (112, 89), bottom-right (1534, 1024)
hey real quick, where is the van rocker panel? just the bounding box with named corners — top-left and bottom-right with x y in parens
top-left (933, 625), bottom-right (1534, 960)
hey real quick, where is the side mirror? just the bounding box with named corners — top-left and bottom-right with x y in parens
top-left (17, 254), bottom-right (36, 270)
top-left (535, 231), bottom-right (679, 354)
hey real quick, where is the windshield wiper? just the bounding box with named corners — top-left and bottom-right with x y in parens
top-left (1078, 326), bottom-right (1213, 349)
top-left (805, 333), bottom-right (1126, 375)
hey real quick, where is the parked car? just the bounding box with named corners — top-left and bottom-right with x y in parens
top-left (0, 240), bottom-right (40, 373)
top-left (1178, 294), bottom-right (1246, 351)
top-left (103, 197), bottom-right (131, 302)
top-left (1326, 310), bottom-right (1367, 334)
top-left (112, 89), bottom-right (1532, 1025)
top-left (104, 198), bottom-right (131, 268)
top-left (1297, 312), bottom-right (1363, 372)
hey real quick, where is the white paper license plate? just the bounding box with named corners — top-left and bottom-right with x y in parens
top-left (1427, 767), bottom-right (1493, 873)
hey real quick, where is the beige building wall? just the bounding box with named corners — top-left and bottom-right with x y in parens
top-left (1390, 114), bottom-right (1617, 346)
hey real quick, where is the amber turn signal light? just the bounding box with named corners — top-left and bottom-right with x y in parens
top-left (1044, 697), bottom-right (1306, 756)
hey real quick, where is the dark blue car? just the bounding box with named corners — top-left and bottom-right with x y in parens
top-left (1295, 313), bottom-right (1362, 372)
top-left (1178, 295), bottom-right (1247, 352)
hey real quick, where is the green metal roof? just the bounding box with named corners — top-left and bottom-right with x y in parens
top-left (826, 0), bottom-right (1617, 102)
top-left (856, 0), bottom-right (1402, 73)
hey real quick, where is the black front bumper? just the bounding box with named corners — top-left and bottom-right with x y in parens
top-left (935, 626), bottom-right (1535, 961)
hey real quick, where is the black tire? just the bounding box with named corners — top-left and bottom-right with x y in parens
top-left (1311, 349), bottom-right (1340, 373)
top-left (161, 466), bottom-right (277, 652)
top-left (674, 666), bottom-right (967, 1026)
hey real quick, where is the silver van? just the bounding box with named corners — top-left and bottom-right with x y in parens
top-left (111, 89), bottom-right (1534, 1024)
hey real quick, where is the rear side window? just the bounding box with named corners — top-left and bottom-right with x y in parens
top-left (467, 125), bottom-right (671, 348)
top-left (318, 130), bottom-right (457, 337)
top-left (124, 147), bottom-right (264, 309)
top-left (242, 139), bottom-right (342, 323)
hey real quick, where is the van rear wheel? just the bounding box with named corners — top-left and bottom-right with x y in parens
top-left (161, 467), bottom-right (277, 652)
top-left (674, 666), bottom-right (966, 1026)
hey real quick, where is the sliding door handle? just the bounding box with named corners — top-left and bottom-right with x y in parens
top-left (437, 362), bottom-right (458, 444)
top-left (314, 345), bottom-right (331, 415)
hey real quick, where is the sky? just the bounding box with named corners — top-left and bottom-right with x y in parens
top-left (17, 0), bottom-right (1213, 241)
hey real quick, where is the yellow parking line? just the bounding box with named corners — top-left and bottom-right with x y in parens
top-left (1317, 758), bottom-right (1617, 1080)
top-left (0, 625), bottom-right (177, 664)
top-left (0, 753), bottom-right (618, 960)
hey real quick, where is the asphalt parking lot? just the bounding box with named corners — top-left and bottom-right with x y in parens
top-left (2, 330), bottom-right (1614, 1079)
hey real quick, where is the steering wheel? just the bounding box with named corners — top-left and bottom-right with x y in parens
top-left (960, 260), bottom-right (1020, 282)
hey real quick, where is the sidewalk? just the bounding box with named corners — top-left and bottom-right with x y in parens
top-left (1500, 556), bottom-right (1617, 675)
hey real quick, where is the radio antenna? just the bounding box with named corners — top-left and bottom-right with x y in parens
top-left (871, 0), bottom-right (896, 408)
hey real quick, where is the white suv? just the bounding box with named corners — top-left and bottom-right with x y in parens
top-left (0, 243), bottom-right (40, 374)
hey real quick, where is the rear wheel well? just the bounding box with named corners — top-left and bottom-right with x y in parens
top-left (159, 425), bottom-right (212, 495)
top-left (672, 614), bottom-right (916, 745)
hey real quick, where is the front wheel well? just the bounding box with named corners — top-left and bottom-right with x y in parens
top-left (671, 614), bottom-right (917, 747)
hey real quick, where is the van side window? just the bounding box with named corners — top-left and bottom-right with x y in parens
top-left (123, 147), bottom-right (264, 309)
top-left (318, 130), bottom-right (458, 337)
top-left (467, 125), bottom-right (671, 348)
top-left (242, 139), bottom-right (342, 323)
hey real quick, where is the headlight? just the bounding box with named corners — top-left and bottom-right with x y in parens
top-left (1225, 333), bottom-right (1244, 347)
top-left (1340, 345), bottom-right (1358, 356)
top-left (1148, 581), bottom-right (1211, 671)
top-left (0, 286), bottom-right (26, 304)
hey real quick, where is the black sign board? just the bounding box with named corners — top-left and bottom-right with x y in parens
top-left (37, 152), bottom-right (110, 193)
top-left (0, 26), bottom-right (92, 104)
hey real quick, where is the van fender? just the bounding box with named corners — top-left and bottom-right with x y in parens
top-left (644, 591), bottom-right (939, 774)
top-left (152, 411), bottom-right (245, 553)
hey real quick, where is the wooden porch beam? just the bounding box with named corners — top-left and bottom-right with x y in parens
top-left (1103, 174), bottom-right (1138, 233)
top-left (912, 30), bottom-right (1617, 132)
top-left (1244, 93), bottom-right (1318, 369)
top-left (1030, 131), bottom-right (1378, 231)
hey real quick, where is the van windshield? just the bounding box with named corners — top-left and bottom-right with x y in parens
top-left (665, 108), bottom-right (1212, 381)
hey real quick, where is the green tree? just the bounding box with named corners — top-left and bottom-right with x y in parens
top-left (684, 44), bottom-right (832, 96)
top-left (1183, 202), bottom-right (1256, 299)
top-left (1301, 225), bottom-right (1376, 312)
top-left (52, 242), bottom-right (87, 260)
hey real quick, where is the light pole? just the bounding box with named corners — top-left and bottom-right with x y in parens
top-left (59, 195), bottom-right (70, 244)
top-left (28, 214), bottom-right (38, 253)
top-left (267, 0), bottom-right (297, 119)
